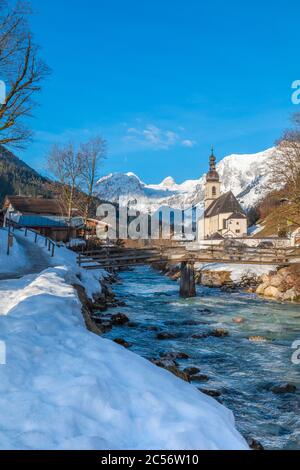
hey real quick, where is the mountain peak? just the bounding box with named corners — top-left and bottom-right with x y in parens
top-left (95, 148), bottom-right (278, 211)
top-left (160, 176), bottom-right (177, 188)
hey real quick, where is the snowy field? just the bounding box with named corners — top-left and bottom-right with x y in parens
top-left (0, 228), bottom-right (248, 450)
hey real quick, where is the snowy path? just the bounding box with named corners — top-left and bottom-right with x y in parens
top-left (11, 233), bottom-right (50, 275)
top-left (0, 231), bottom-right (50, 280)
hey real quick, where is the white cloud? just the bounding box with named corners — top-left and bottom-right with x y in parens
top-left (181, 139), bottom-right (197, 148)
top-left (126, 124), bottom-right (197, 151)
top-left (126, 125), bottom-right (179, 150)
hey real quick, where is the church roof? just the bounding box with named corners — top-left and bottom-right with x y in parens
top-left (208, 232), bottom-right (224, 240)
top-left (205, 191), bottom-right (246, 218)
top-left (206, 170), bottom-right (220, 182)
top-left (206, 149), bottom-right (220, 182)
top-left (227, 211), bottom-right (247, 220)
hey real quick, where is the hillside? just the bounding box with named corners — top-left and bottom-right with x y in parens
top-left (96, 148), bottom-right (277, 212)
top-left (255, 201), bottom-right (300, 237)
top-left (0, 146), bottom-right (49, 203)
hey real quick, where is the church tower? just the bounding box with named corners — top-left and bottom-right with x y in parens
top-left (204, 148), bottom-right (221, 210)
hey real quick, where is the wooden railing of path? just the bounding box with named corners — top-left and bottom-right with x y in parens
top-left (6, 221), bottom-right (57, 257)
top-left (77, 244), bottom-right (300, 298)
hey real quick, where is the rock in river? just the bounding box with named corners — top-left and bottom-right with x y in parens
top-left (151, 358), bottom-right (190, 382)
top-left (127, 321), bottom-right (139, 328)
top-left (192, 329), bottom-right (229, 339)
top-left (210, 329), bottom-right (229, 338)
top-left (160, 351), bottom-right (190, 360)
top-left (199, 388), bottom-right (221, 398)
top-left (246, 437), bottom-right (265, 451)
top-left (190, 374), bottom-right (209, 383)
top-left (197, 308), bottom-right (212, 314)
top-left (183, 367), bottom-right (201, 376)
top-left (113, 338), bottom-right (132, 348)
top-left (157, 332), bottom-right (178, 340)
top-left (192, 333), bottom-right (210, 339)
top-left (270, 383), bottom-right (297, 395)
top-left (111, 313), bottom-right (130, 326)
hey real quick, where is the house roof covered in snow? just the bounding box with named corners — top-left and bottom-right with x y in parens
top-left (205, 191), bottom-right (246, 218)
top-left (3, 196), bottom-right (70, 216)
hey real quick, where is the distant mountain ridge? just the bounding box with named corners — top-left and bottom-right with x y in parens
top-left (0, 146), bottom-right (48, 203)
top-left (96, 148), bottom-right (277, 212)
top-left (0, 146), bottom-right (278, 215)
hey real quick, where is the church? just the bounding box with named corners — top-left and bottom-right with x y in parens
top-left (200, 150), bottom-right (248, 240)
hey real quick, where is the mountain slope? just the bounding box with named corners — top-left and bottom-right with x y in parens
top-left (0, 146), bottom-right (49, 203)
top-left (96, 148), bottom-right (277, 211)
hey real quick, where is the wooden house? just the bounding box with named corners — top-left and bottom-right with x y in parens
top-left (3, 196), bottom-right (84, 242)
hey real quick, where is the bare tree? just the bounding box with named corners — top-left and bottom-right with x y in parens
top-left (0, 1), bottom-right (49, 147)
top-left (267, 113), bottom-right (300, 224)
top-left (79, 137), bottom-right (107, 223)
top-left (47, 143), bottom-right (83, 219)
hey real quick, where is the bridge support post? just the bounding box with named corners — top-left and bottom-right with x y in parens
top-left (179, 261), bottom-right (196, 298)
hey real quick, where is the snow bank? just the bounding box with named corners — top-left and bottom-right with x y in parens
top-left (195, 262), bottom-right (276, 283)
top-left (0, 228), bottom-right (248, 450)
top-left (0, 266), bottom-right (248, 450)
top-left (248, 224), bottom-right (263, 236)
top-left (0, 229), bottom-right (28, 276)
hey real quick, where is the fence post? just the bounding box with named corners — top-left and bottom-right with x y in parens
top-left (35, 233), bottom-right (38, 243)
top-left (51, 243), bottom-right (55, 257)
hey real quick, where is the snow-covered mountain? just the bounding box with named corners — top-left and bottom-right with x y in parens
top-left (96, 148), bottom-right (276, 212)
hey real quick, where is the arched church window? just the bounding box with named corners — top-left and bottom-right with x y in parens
top-left (212, 186), bottom-right (217, 197)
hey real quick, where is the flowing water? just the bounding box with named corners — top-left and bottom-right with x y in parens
top-left (103, 266), bottom-right (300, 450)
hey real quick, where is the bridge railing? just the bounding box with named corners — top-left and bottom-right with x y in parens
top-left (76, 244), bottom-right (300, 270)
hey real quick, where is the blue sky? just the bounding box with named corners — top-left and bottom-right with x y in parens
top-left (20, 0), bottom-right (300, 183)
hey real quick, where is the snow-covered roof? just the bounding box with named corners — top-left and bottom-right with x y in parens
top-left (4, 196), bottom-right (69, 216)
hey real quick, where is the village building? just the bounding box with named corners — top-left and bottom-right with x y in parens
top-left (2, 196), bottom-right (84, 242)
top-left (200, 151), bottom-right (248, 240)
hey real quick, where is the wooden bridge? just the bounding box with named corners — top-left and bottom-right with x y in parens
top-left (77, 244), bottom-right (300, 298)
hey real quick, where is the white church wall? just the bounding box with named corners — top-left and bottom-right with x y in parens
top-left (227, 218), bottom-right (247, 236)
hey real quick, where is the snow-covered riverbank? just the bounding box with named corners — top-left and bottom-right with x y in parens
top-left (0, 228), bottom-right (248, 450)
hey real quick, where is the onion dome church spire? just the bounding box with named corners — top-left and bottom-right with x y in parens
top-left (206, 147), bottom-right (220, 182)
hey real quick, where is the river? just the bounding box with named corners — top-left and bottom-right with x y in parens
top-left (103, 266), bottom-right (300, 450)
